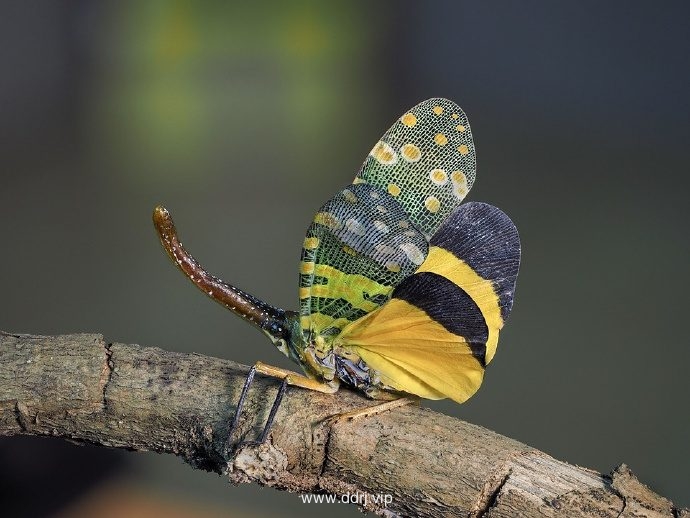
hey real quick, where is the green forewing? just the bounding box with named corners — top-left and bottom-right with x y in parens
top-left (356, 98), bottom-right (476, 238)
top-left (299, 183), bottom-right (427, 338)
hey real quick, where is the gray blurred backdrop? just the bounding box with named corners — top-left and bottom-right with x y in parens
top-left (1, 2), bottom-right (688, 516)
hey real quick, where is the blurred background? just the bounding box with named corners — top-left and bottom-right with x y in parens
top-left (1, 1), bottom-right (688, 516)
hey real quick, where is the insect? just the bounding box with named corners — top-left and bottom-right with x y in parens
top-left (153, 98), bottom-right (520, 446)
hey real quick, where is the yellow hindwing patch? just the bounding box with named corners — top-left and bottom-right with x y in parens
top-left (338, 298), bottom-right (485, 403)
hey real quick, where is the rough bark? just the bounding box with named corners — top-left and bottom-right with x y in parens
top-left (0, 331), bottom-right (686, 517)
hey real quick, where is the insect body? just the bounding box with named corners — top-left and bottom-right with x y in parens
top-left (154, 98), bottom-right (520, 410)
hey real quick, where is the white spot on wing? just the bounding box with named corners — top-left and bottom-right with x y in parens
top-left (345, 218), bottom-right (366, 236)
top-left (399, 243), bottom-right (425, 266)
top-left (373, 220), bottom-right (390, 233)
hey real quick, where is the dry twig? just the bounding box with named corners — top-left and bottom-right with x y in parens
top-left (0, 331), bottom-right (686, 517)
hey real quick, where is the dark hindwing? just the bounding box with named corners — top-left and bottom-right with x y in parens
top-left (429, 201), bottom-right (521, 325)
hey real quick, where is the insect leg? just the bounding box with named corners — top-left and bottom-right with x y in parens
top-left (226, 362), bottom-right (339, 454)
top-left (327, 396), bottom-right (418, 426)
top-left (225, 364), bottom-right (257, 454)
top-left (243, 375), bottom-right (289, 447)
top-left (226, 366), bottom-right (255, 441)
top-left (255, 361), bottom-right (340, 394)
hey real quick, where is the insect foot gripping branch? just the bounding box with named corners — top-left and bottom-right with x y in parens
top-left (153, 98), bottom-right (521, 450)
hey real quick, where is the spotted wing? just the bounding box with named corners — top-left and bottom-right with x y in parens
top-left (338, 202), bottom-right (520, 403)
top-left (356, 98), bottom-right (476, 238)
top-left (299, 183), bottom-right (428, 340)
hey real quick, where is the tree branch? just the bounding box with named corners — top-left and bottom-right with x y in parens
top-left (0, 331), bottom-right (686, 517)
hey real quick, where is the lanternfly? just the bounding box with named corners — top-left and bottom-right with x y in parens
top-left (153, 98), bottom-right (521, 446)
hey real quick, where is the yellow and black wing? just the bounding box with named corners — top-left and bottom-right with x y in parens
top-left (337, 202), bottom-right (520, 403)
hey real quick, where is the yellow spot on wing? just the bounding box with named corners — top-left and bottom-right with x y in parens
top-left (430, 169), bottom-right (448, 186)
top-left (456, 124), bottom-right (466, 132)
top-left (314, 212), bottom-right (341, 230)
top-left (424, 196), bottom-right (441, 213)
top-left (458, 144), bottom-right (469, 155)
top-left (434, 133), bottom-right (448, 146)
top-left (387, 183), bottom-right (401, 197)
top-left (304, 237), bottom-right (320, 249)
top-left (451, 170), bottom-right (468, 199)
top-left (451, 170), bottom-right (466, 184)
top-left (432, 105), bottom-right (444, 115)
top-left (401, 112), bottom-right (417, 127)
top-left (453, 184), bottom-right (468, 199)
top-left (300, 261), bottom-right (316, 274)
top-left (400, 143), bottom-right (422, 162)
top-left (300, 315), bottom-right (311, 331)
top-left (370, 141), bottom-right (398, 165)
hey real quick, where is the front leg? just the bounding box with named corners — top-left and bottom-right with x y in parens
top-left (225, 362), bottom-right (339, 455)
top-left (254, 361), bottom-right (340, 394)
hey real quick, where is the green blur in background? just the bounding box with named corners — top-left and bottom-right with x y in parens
top-left (1, 1), bottom-right (689, 516)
